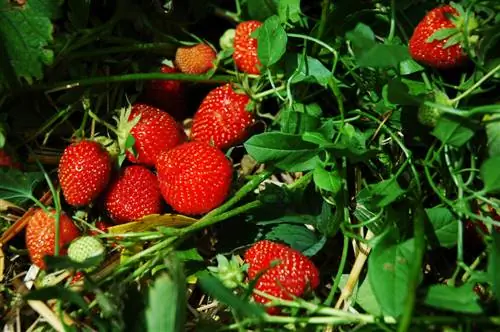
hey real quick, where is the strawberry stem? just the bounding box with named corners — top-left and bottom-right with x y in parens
top-left (387, 0), bottom-right (396, 42)
top-left (87, 110), bottom-right (119, 135)
top-left (252, 85), bottom-right (286, 100)
top-left (450, 63), bottom-right (500, 104)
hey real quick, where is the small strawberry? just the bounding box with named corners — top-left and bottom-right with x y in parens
top-left (191, 84), bottom-right (254, 149)
top-left (68, 236), bottom-right (106, 270)
top-left (175, 43), bottom-right (217, 75)
top-left (26, 208), bottom-right (81, 269)
top-left (244, 240), bottom-right (320, 314)
top-left (409, 4), bottom-right (478, 69)
top-left (58, 140), bottom-right (112, 207)
top-left (156, 141), bottom-right (233, 215)
top-left (116, 104), bottom-right (185, 167)
top-left (417, 89), bottom-right (451, 127)
top-left (142, 64), bottom-right (186, 119)
top-left (233, 20), bottom-right (262, 75)
top-left (104, 165), bottom-right (162, 224)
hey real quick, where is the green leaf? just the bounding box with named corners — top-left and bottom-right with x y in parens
top-left (488, 232), bottom-right (500, 311)
top-left (146, 256), bottom-right (186, 332)
top-left (316, 200), bottom-right (341, 237)
top-left (425, 207), bottom-right (458, 248)
top-left (346, 24), bottom-right (410, 69)
top-left (257, 15), bottom-right (288, 67)
top-left (198, 272), bottom-right (265, 318)
top-left (313, 166), bottom-right (342, 194)
top-left (481, 156), bottom-right (500, 193)
top-left (285, 53), bottom-right (332, 87)
top-left (356, 278), bottom-right (383, 315)
top-left (424, 283), bottom-right (483, 314)
top-left (0, 0), bottom-right (62, 88)
top-left (45, 255), bottom-right (104, 271)
top-left (24, 286), bottom-right (88, 311)
top-left (486, 114), bottom-right (500, 156)
top-left (399, 59), bottom-right (424, 75)
top-left (279, 102), bottom-right (322, 134)
top-left (364, 177), bottom-right (406, 208)
top-left (278, 0), bottom-right (301, 23)
top-left (175, 248), bottom-right (204, 262)
top-left (368, 232), bottom-right (419, 317)
top-left (387, 80), bottom-right (422, 106)
top-left (431, 116), bottom-right (475, 147)
top-left (244, 132), bottom-right (320, 171)
top-left (266, 223), bottom-right (322, 253)
top-left (0, 169), bottom-right (44, 205)
top-left (247, 0), bottom-right (279, 21)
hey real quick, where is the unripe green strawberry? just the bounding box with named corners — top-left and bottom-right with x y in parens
top-left (417, 89), bottom-right (450, 127)
top-left (207, 254), bottom-right (245, 289)
top-left (68, 236), bottom-right (105, 270)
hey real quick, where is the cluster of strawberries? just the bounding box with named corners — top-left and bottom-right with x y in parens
top-left (21, 20), bottom-right (264, 271)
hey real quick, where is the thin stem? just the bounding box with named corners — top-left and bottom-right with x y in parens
top-left (387, 0), bottom-right (397, 42)
top-left (64, 43), bottom-right (176, 60)
top-left (324, 234), bottom-right (349, 306)
top-left (30, 73), bottom-right (233, 93)
top-left (252, 85), bottom-right (286, 100)
top-left (449, 63), bottom-right (500, 104)
top-left (397, 201), bottom-right (427, 332)
top-left (312, 0), bottom-right (331, 55)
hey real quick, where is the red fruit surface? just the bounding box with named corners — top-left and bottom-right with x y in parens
top-left (142, 65), bottom-right (186, 119)
top-left (104, 165), bottom-right (162, 224)
top-left (126, 103), bottom-right (185, 167)
top-left (0, 149), bottom-right (21, 169)
top-left (233, 20), bottom-right (262, 75)
top-left (89, 220), bottom-right (111, 236)
top-left (175, 43), bottom-right (217, 75)
top-left (244, 240), bottom-right (320, 314)
top-left (409, 5), bottom-right (467, 69)
top-left (191, 84), bottom-right (254, 149)
top-left (26, 208), bottom-right (80, 269)
top-left (58, 140), bottom-right (112, 207)
top-left (156, 141), bottom-right (233, 215)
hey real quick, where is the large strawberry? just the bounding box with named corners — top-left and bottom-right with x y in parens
top-left (104, 165), bottom-right (162, 224)
top-left (175, 43), bottom-right (217, 75)
top-left (58, 140), bottom-right (112, 207)
top-left (244, 240), bottom-right (320, 314)
top-left (26, 208), bottom-right (81, 269)
top-left (142, 64), bottom-right (186, 119)
top-left (117, 103), bottom-right (185, 167)
top-left (155, 141), bottom-right (233, 215)
top-left (191, 84), bottom-right (254, 149)
top-left (409, 4), bottom-right (477, 69)
top-left (233, 20), bottom-right (262, 75)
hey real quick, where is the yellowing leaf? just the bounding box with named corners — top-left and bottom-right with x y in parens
top-left (108, 214), bottom-right (197, 235)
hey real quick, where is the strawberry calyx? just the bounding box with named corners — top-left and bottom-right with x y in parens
top-left (113, 105), bottom-right (142, 165)
top-left (426, 3), bottom-right (479, 49)
top-left (207, 254), bottom-right (245, 289)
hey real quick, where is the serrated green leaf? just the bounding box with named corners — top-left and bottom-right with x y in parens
top-left (480, 156), bottom-right (500, 193)
top-left (313, 166), bottom-right (342, 194)
top-left (431, 116), bottom-right (475, 147)
top-left (285, 53), bottom-right (332, 87)
top-left (0, 0), bottom-right (62, 88)
top-left (426, 28), bottom-right (458, 42)
top-left (198, 272), bottom-right (265, 318)
top-left (425, 207), bottom-right (458, 248)
top-left (175, 248), bottom-right (204, 262)
top-left (368, 231), bottom-right (419, 317)
top-left (0, 169), bottom-right (43, 205)
top-left (257, 15), bottom-right (288, 67)
top-left (316, 200), bottom-right (341, 237)
top-left (279, 102), bottom-right (322, 134)
top-left (244, 132), bottom-right (320, 171)
top-left (364, 177), bottom-right (406, 208)
top-left (424, 283), bottom-right (483, 314)
top-left (278, 0), bottom-right (301, 23)
top-left (146, 256), bottom-right (186, 332)
top-left (266, 223), bottom-right (321, 253)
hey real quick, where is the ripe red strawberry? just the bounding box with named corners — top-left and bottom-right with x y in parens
top-left (104, 165), bottom-right (162, 224)
top-left (175, 43), bottom-right (217, 75)
top-left (117, 104), bottom-right (185, 167)
top-left (244, 240), bottom-right (320, 314)
top-left (191, 84), bottom-right (254, 149)
top-left (88, 220), bottom-right (111, 236)
top-left (142, 64), bottom-right (186, 119)
top-left (26, 208), bottom-right (81, 269)
top-left (156, 141), bottom-right (233, 215)
top-left (58, 140), bottom-right (112, 207)
top-left (409, 5), bottom-right (477, 69)
top-left (0, 149), bottom-right (21, 169)
top-left (233, 20), bottom-right (262, 75)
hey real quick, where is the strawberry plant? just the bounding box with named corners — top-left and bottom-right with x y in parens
top-left (0, 0), bottom-right (500, 331)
